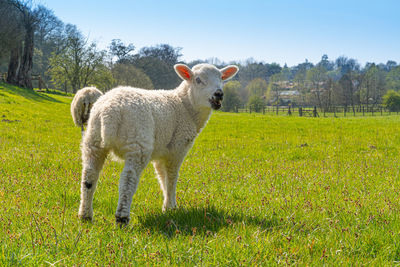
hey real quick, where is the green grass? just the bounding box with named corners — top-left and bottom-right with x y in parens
top-left (1, 82), bottom-right (400, 265)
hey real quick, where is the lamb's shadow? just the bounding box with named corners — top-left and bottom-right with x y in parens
top-left (137, 205), bottom-right (279, 238)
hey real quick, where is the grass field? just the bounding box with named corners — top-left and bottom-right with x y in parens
top-left (1, 82), bottom-right (400, 265)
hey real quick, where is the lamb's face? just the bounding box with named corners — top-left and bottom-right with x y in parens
top-left (174, 63), bottom-right (239, 110)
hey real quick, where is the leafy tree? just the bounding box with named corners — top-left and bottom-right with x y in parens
top-left (91, 64), bottom-right (114, 92)
top-left (112, 63), bottom-right (153, 89)
top-left (385, 66), bottom-right (400, 91)
top-left (138, 44), bottom-right (182, 66)
top-left (48, 24), bottom-right (106, 93)
top-left (317, 54), bottom-right (334, 71)
top-left (132, 56), bottom-right (179, 89)
top-left (222, 81), bottom-right (242, 112)
top-left (385, 60), bottom-right (397, 72)
top-left (238, 62), bottom-right (281, 86)
top-left (246, 78), bottom-right (268, 98)
top-left (383, 90), bottom-right (400, 112)
top-left (248, 95), bottom-right (264, 112)
top-left (335, 56), bottom-right (359, 76)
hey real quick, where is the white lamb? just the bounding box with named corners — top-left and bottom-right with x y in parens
top-left (78, 63), bottom-right (239, 225)
top-left (70, 87), bottom-right (103, 135)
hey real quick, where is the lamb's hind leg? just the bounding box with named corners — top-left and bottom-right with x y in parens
top-left (115, 148), bottom-right (151, 225)
top-left (78, 146), bottom-right (107, 221)
top-left (156, 158), bottom-right (183, 212)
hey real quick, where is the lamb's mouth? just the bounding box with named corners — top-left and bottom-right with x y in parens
top-left (209, 98), bottom-right (222, 110)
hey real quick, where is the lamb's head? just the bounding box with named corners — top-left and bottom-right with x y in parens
top-left (174, 63), bottom-right (239, 110)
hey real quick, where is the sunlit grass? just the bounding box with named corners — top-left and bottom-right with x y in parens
top-left (1, 82), bottom-right (400, 265)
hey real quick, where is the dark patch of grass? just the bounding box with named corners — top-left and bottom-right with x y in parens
top-left (138, 205), bottom-right (279, 237)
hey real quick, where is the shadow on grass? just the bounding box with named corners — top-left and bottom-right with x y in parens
top-left (0, 82), bottom-right (62, 103)
top-left (137, 205), bottom-right (279, 238)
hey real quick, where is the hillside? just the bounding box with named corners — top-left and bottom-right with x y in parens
top-left (1, 83), bottom-right (400, 265)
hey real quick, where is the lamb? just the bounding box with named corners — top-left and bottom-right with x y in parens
top-left (78, 63), bottom-right (239, 225)
top-left (70, 87), bottom-right (103, 135)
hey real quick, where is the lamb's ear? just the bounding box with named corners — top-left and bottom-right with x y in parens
top-left (174, 64), bottom-right (194, 81)
top-left (220, 65), bottom-right (239, 81)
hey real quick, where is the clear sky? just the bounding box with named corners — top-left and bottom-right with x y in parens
top-left (40, 0), bottom-right (400, 67)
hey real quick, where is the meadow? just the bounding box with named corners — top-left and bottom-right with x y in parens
top-left (1, 82), bottom-right (400, 265)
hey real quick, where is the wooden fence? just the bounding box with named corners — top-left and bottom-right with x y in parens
top-left (237, 105), bottom-right (398, 117)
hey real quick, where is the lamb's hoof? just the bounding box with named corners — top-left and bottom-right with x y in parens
top-left (116, 216), bottom-right (130, 227)
top-left (162, 205), bottom-right (178, 213)
top-left (79, 215), bottom-right (93, 222)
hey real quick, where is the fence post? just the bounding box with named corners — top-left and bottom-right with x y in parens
top-left (263, 106), bottom-right (265, 115)
top-left (344, 107), bottom-right (346, 117)
top-left (288, 106), bottom-right (292, 116)
top-left (362, 106), bottom-right (365, 116)
top-left (380, 106), bottom-right (383, 116)
top-left (313, 106), bottom-right (317, 117)
top-left (299, 107), bottom-right (303, 117)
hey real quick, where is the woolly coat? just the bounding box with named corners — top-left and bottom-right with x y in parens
top-left (81, 82), bottom-right (212, 163)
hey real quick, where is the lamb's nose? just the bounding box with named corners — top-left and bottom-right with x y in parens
top-left (214, 89), bottom-right (224, 100)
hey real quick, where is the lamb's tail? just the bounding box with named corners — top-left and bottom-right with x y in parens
top-left (70, 87), bottom-right (103, 136)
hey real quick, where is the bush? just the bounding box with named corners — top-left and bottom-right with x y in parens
top-left (248, 95), bottom-right (264, 112)
top-left (222, 81), bottom-right (242, 112)
top-left (383, 90), bottom-right (400, 112)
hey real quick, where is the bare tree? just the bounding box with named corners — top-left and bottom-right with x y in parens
top-left (48, 24), bottom-right (106, 93)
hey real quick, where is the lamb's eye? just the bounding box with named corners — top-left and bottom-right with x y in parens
top-left (196, 77), bottom-right (203, 84)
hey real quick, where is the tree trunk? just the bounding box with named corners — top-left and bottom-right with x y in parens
top-left (7, 45), bottom-right (21, 85)
top-left (18, 26), bottom-right (34, 89)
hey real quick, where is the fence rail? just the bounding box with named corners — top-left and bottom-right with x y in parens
top-left (236, 105), bottom-right (398, 117)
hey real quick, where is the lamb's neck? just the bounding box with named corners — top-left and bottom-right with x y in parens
top-left (176, 82), bottom-right (212, 133)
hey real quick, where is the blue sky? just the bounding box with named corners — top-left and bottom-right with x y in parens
top-left (40, 0), bottom-right (400, 66)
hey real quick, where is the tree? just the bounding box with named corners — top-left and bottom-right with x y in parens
top-left (222, 81), bottom-right (242, 112)
top-left (132, 56), bottom-right (179, 89)
top-left (108, 39), bottom-right (135, 63)
top-left (246, 78), bottom-right (268, 98)
top-left (267, 73), bottom-right (284, 109)
top-left (112, 63), bottom-right (153, 89)
top-left (338, 72), bottom-right (354, 110)
top-left (248, 95), bottom-right (264, 112)
top-left (317, 54), bottom-right (334, 71)
top-left (91, 63), bottom-right (114, 92)
top-left (0, 0), bottom-right (24, 85)
top-left (306, 65), bottom-right (327, 108)
top-left (360, 64), bottom-right (386, 107)
top-left (33, 5), bottom-right (64, 85)
top-left (12, 2), bottom-right (50, 88)
top-left (383, 90), bottom-right (400, 112)
top-left (238, 62), bottom-right (281, 87)
top-left (335, 56), bottom-right (359, 77)
top-left (48, 24), bottom-right (106, 93)
top-left (138, 44), bottom-right (182, 66)
top-left (385, 66), bottom-right (400, 91)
